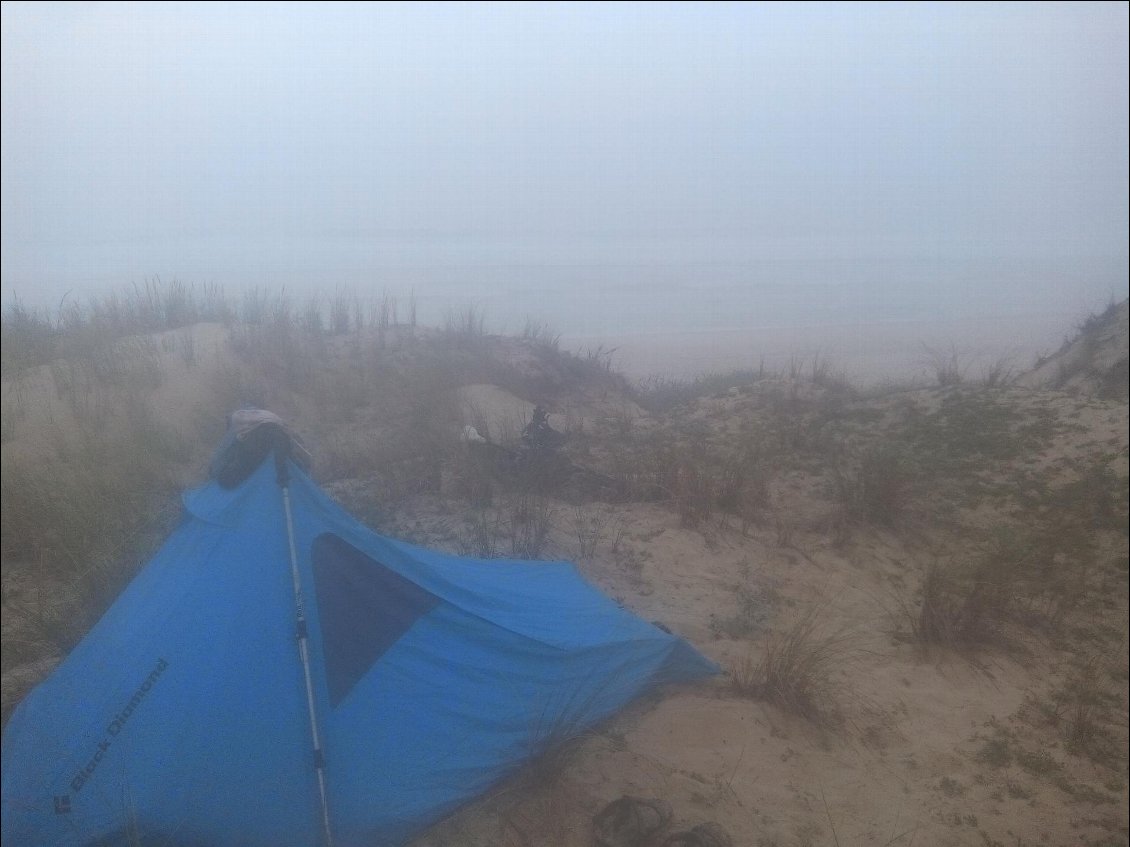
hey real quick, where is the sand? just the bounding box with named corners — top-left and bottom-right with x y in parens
top-left (3, 313), bottom-right (1127, 847)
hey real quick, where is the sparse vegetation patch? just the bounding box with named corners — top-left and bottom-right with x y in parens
top-left (2, 287), bottom-right (1127, 846)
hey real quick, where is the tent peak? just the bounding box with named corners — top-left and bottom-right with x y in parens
top-left (209, 407), bottom-right (311, 489)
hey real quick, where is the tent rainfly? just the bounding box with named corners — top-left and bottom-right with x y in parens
top-left (1, 417), bottom-right (718, 847)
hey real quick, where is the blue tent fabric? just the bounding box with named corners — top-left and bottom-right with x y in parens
top-left (1, 457), bottom-right (718, 847)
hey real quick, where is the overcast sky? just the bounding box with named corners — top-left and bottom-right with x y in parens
top-left (2, 1), bottom-right (1127, 314)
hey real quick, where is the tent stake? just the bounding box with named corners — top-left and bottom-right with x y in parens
top-left (278, 454), bottom-right (334, 847)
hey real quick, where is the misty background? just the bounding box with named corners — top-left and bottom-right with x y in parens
top-left (2, 2), bottom-right (1127, 379)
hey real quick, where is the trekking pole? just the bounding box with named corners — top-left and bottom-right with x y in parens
top-left (275, 439), bottom-right (334, 847)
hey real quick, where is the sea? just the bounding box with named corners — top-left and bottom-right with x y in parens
top-left (8, 233), bottom-right (1127, 385)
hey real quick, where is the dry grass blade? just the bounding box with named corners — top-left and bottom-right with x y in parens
top-left (732, 606), bottom-right (854, 727)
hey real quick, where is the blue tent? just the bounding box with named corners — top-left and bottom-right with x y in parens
top-left (2, 444), bottom-right (717, 846)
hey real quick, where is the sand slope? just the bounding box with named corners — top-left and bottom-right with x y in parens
top-left (2, 311), bottom-right (1127, 847)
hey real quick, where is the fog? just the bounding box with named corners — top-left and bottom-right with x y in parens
top-left (2, 2), bottom-right (1127, 377)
